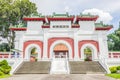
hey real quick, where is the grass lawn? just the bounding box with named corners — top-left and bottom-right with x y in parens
top-left (106, 74), bottom-right (120, 79)
top-left (0, 74), bottom-right (11, 78)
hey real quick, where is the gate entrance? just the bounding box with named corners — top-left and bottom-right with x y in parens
top-left (53, 43), bottom-right (68, 58)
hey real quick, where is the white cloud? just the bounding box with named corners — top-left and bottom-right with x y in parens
top-left (30, 0), bottom-right (120, 14)
top-left (64, 6), bottom-right (71, 12)
top-left (82, 8), bottom-right (113, 24)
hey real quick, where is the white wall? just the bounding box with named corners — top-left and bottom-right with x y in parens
top-left (27, 21), bottom-right (43, 34)
top-left (78, 21), bottom-right (95, 31)
top-left (77, 34), bottom-right (98, 41)
top-left (47, 32), bottom-right (74, 39)
top-left (14, 19), bottom-right (110, 61)
top-left (98, 32), bottom-right (108, 58)
top-left (14, 31), bottom-right (25, 50)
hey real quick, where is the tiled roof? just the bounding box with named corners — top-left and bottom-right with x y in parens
top-left (76, 13), bottom-right (98, 21)
top-left (24, 13), bottom-right (45, 18)
top-left (9, 23), bottom-right (27, 31)
top-left (95, 22), bottom-right (113, 30)
top-left (54, 44), bottom-right (68, 51)
top-left (95, 21), bottom-right (113, 28)
top-left (52, 12), bottom-right (69, 17)
top-left (23, 13), bottom-right (45, 21)
top-left (9, 28), bottom-right (26, 31)
top-left (78, 13), bottom-right (98, 18)
top-left (10, 23), bottom-right (27, 28)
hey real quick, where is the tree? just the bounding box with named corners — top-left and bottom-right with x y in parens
top-left (0, 43), bottom-right (10, 51)
top-left (0, 0), bottom-right (37, 50)
top-left (108, 27), bottom-right (120, 51)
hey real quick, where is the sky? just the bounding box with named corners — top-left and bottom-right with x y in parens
top-left (30, 0), bottom-right (120, 33)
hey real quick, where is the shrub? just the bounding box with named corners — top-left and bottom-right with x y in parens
top-left (0, 71), bottom-right (4, 76)
top-left (0, 60), bottom-right (8, 66)
top-left (0, 65), bottom-right (11, 74)
top-left (109, 66), bottom-right (117, 73)
top-left (0, 60), bottom-right (11, 74)
top-left (117, 66), bottom-right (120, 70)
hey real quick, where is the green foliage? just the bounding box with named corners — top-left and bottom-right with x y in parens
top-left (84, 47), bottom-right (92, 52)
top-left (106, 74), bottom-right (120, 79)
top-left (0, 60), bottom-right (11, 74)
top-left (108, 27), bottom-right (120, 51)
top-left (0, 0), bottom-right (37, 50)
top-left (31, 48), bottom-right (36, 54)
top-left (0, 60), bottom-right (8, 66)
top-left (0, 43), bottom-right (10, 51)
top-left (109, 66), bottom-right (117, 73)
top-left (0, 74), bottom-right (10, 78)
top-left (117, 66), bottom-right (120, 70)
top-left (84, 58), bottom-right (90, 61)
top-left (0, 65), bottom-right (11, 74)
top-left (0, 71), bottom-right (4, 76)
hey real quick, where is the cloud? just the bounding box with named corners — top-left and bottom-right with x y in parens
top-left (30, 0), bottom-right (120, 16)
top-left (82, 8), bottom-right (113, 24)
top-left (30, 0), bottom-right (120, 14)
top-left (64, 6), bottom-right (72, 12)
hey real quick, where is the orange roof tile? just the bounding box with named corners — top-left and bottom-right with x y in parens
top-left (54, 44), bottom-right (68, 51)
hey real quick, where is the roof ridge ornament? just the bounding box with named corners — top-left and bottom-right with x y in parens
top-left (79, 13), bottom-right (98, 17)
top-left (24, 13), bottom-right (44, 18)
top-left (52, 12), bottom-right (69, 17)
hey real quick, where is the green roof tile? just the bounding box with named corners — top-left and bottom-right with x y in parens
top-left (95, 21), bottom-right (112, 28)
top-left (10, 23), bottom-right (27, 28)
top-left (24, 13), bottom-right (45, 18)
top-left (52, 12), bottom-right (71, 17)
top-left (79, 13), bottom-right (98, 17)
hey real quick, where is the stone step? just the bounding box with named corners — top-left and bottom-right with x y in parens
top-left (14, 61), bottom-right (51, 74)
top-left (50, 59), bottom-right (69, 74)
top-left (69, 61), bottom-right (106, 74)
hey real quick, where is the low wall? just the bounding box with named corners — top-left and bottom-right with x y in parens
top-left (0, 52), bottom-right (11, 58)
top-left (0, 52), bottom-right (21, 58)
top-left (107, 51), bottom-right (120, 68)
top-left (109, 51), bottom-right (120, 58)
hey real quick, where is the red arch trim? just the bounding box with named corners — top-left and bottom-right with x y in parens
top-left (78, 40), bottom-right (99, 58)
top-left (23, 40), bottom-right (43, 58)
top-left (48, 37), bottom-right (74, 58)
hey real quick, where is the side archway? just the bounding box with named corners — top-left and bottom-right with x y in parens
top-left (78, 40), bottom-right (99, 58)
top-left (80, 43), bottom-right (98, 61)
top-left (24, 44), bottom-right (41, 61)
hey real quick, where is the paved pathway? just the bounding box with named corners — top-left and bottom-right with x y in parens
top-left (0, 74), bottom-right (116, 80)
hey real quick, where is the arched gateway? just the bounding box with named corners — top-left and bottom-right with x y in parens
top-left (10, 13), bottom-right (113, 74)
top-left (24, 44), bottom-right (41, 61)
top-left (53, 43), bottom-right (68, 58)
top-left (49, 40), bottom-right (73, 59)
top-left (81, 43), bottom-right (98, 61)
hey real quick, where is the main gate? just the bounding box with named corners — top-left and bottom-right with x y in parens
top-left (53, 43), bottom-right (68, 59)
top-left (50, 43), bottom-right (69, 74)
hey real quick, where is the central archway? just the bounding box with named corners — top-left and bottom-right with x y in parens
top-left (84, 47), bottom-right (92, 61)
top-left (53, 43), bottom-right (68, 58)
top-left (50, 40), bottom-right (72, 59)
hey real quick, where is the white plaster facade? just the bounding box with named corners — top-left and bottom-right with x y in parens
top-left (11, 14), bottom-right (112, 62)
